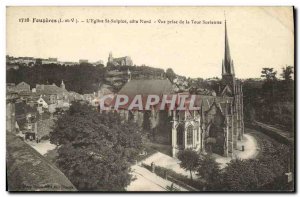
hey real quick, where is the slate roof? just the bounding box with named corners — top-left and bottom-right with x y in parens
top-left (36, 84), bottom-right (68, 95)
top-left (6, 133), bottom-right (76, 191)
top-left (18, 90), bottom-right (34, 96)
top-left (118, 79), bottom-right (174, 96)
top-left (39, 96), bottom-right (51, 105)
top-left (110, 79), bottom-right (234, 112)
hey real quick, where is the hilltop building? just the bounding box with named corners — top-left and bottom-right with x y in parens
top-left (108, 52), bottom-right (133, 66)
top-left (79, 59), bottom-right (89, 64)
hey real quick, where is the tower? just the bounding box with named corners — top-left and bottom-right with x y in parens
top-left (220, 17), bottom-right (244, 150)
top-left (108, 52), bottom-right (113, 63)
top-left (61, 80), bottom-right (65, 89)
top-left (222, 19), bottom-right (235, 90)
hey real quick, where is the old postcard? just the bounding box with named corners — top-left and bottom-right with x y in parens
top-left (6, 6), bottom-right (295, 192)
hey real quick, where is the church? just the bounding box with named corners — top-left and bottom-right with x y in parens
top-left (114, 20), bottom-right (244, 158)
top-left (107, 52), bottom-right (133, 66)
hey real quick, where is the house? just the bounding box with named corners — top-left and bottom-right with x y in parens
top-left (35, 81), bottom-right (71, 110)
top-left (24, 122), bottom-right (37, 141)
top-left (6, 91), bottom-right (18, 133)
top-left (36, 82), bottom-right (68, 97)
top-left (14, 101), bottom-right (38, 134)
top-left (79, 59), bottom-right (88, 64)
top-left (83, 94), bottom-right (94, 103)
top-left (36, 57), bottom-right (58, 64)
top-left (6, 64), bottom-right (19, 70)
top-left (69, 91), bottom-right (83, 101)
top-left (37, 96), bottom-right (50, 109)
top-left (6, 83), bottom-right (16, 92)
top-left (18, 91), bottom-right (38, 104)
top-left (15, 82), bottom-right (30, 92)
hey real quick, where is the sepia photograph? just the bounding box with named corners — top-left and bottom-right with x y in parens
top-left (5, 6), bottom-right (295, 192)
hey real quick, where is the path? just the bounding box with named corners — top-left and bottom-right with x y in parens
top-left (142, 152), bottom-right (197, 178)
top-left (254, 121), bottom-right (294, 142)
top-left (213, 133), bottom-right (260, 168)
top-left (127, 165), bottom-right (187, 191)
top-left (26, 140), bottom-right (57, 155)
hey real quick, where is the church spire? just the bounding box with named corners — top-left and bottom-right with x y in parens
top-left (222, 18), bottom-right (235, 76)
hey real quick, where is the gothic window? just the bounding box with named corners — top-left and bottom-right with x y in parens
top-left (177, 124), bottom-right (184, 146)
top-left (187, 125), bottom-right (193, 145)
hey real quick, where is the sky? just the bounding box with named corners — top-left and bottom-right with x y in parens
top-left (6, 6), bottom-right (294, 79)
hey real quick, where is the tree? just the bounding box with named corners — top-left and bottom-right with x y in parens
top-left (197, 154), bottom-right (222, 189)
top-left (243, 66), bottom-right (294, 130)
top-left (261, 67), bottom-right (277, 81)
top-left (280, 66), bottom-right (294, 81)
top-left (165, 68), bottom-right (176, 82)
top-left (222, 159), bottom-right (277, 191)
top-left (261, 67), bottom-right (278, 104)
top-left (50, 102), bottom-right (143, 191)
top-left (177, 149), bottom-right (199, 180)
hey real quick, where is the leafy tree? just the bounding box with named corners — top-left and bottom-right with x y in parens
top-left (50, 102), bottom-right (143, 191)
top-left (165, 68), bottom-right (176, 82)
top-left (260, 68), bottom-right (278, 111)
top-left (222, 159), bottom-right (278, 191)
top-left (197, 154), bottom-right (222, 189)
top-left (261, 67), bottom-right (277, 81)
top-left (280, 66), bottom-right (294, 81)
top-left (177, 149), bottom-right (199, 180)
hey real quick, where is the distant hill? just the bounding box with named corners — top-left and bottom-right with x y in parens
top-left (7, 63), bottom-right (167, 94)
top-left (6, 62), bottom-right (221, 95)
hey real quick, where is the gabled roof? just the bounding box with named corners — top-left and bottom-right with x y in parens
top-left (199, 96), bottom-right (233, 113)
top-left (221, 85), bottom-right (233, 97)
top-left (38, 96), bottom-right (51, 105)
top-left (16, 82), bottom-right (30, 87)
top-left (36, 84), bottom-right (68, 95)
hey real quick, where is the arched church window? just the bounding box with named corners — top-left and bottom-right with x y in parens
top-left (177, 124), bottom-right (184, 146)
top-left (187, 125), bottom-right (193, 145)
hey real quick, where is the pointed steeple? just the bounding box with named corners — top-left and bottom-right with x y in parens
top-left (222, 19), bottom-right (235, 76)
